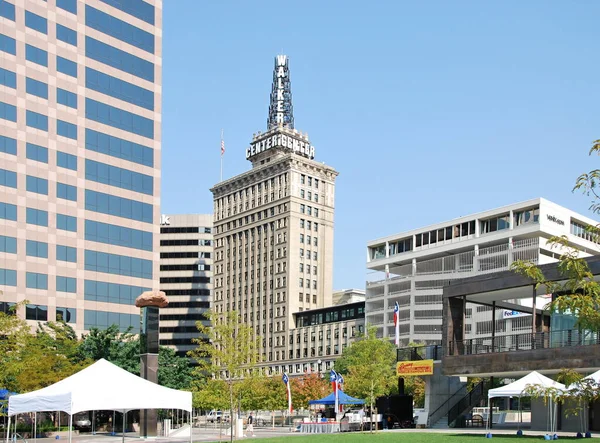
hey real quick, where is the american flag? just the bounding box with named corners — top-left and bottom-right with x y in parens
top-left (220, 138), bottom-right (225, 156)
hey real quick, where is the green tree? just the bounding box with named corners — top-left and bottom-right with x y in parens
top-left (79, 325), bottom-right (140, 373)
top-left (0, 302), bottom-right (32, 392)
top-left (158, 347), bottom-right (193, 390)
top-left (335, 325), bottom-right (396, 429)
top-left (192, 378), bottom-right (230, 411)
top-left (14, 322), bottom-right (91, 392)
top-left (290, 373), bottom-right (329, 410)
top-left (188, 310), bottom-right (260, 443)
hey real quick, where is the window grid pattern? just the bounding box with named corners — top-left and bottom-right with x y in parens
top-left (85, 189), bottom-right (153, 223)
top-left (0, 135), bottom-right (16, 155)
top-left (57, 151), bottom-right (77, 170)
top-left (86, 5), bottom-right (154, 53)
top-left (57, 182), bottom-right (77, 201)
top-left (86, 98), bottom-right (153, 138)
top-left (0, 235), bottom-right (17, 254)
top-left (86, 67), bottom-right (153, 110)
top-left (26, 240), bottom-right (48, 258)
top-left (85, 37), bottom-right (154, 82)
top-left (84, 249), bottom-right (152, 279)
top-left (85, 128), bottom-right (153, 167)
top-left (85, 159), bottom-right (153, 195)
top-left (85, 219), bottom-right (153, 251)
top-left (84, 279), bottom-right (150, 305)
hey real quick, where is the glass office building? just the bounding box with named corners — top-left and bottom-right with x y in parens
top-left (0, 0), bottom-right (162, 334)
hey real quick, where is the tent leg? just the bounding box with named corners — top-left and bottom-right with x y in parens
top-left (34, 412), bottom-right (36, 443)
top-left (122, 411), bottom-right (126, 443)
top-left (6, 415), bottom-right (10, 443)
top-left (68, 414), bottom-right (73, 443)
top-left (189, 410), bottom-right (193, 443)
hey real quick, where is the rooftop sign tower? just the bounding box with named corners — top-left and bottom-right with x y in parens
top-left (267, 55), bottom-right (294, 130)
top-left (247, 55), bottom-right (315, 162)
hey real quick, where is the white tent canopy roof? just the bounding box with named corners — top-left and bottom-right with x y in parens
top-left (488, 371), bottom-right (566, 399)
top-left (8, 359), bottom-right (192, 416)
top-left (583, 369), bottom-right (600, 383)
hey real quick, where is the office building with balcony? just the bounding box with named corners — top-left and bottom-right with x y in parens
top-left (159, 214), bottom-right (213, 358)
top-left (0, 0), bottom-right (162, 334)
top-left (211, 55), bottom-right (339, 374)
top-left (366, 198), bottom-right (600, 346)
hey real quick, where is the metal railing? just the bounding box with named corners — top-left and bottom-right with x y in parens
top-left (366, 238), bottom-right (539, 287)
top-left (448, 380), bottom-right (486, 427)
top-left (397, 344), bottom-right (443, 362)
top-left (426, 384), bottom-right (468, 428)
top-left (448, 329), bottom-right (600, 356)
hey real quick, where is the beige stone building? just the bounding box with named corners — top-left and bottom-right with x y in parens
top-left (210, 55), bottom-right (339, 373)
top-left (0, 0), bottom-right (162, 334)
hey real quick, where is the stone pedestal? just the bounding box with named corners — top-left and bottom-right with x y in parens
top-left (140, 306), bottom-right (159, 437)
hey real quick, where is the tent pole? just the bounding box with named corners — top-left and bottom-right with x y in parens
top-left (6, 415), bottom-right (10, 443)
top-left (189, 410), bottom-right (193, 443)
top-left (34, 412), bottom-right (36, 443)
top-left (68, 414), bottom-right (72, 443)
top-left (112, 411), bottom-right (115, 435)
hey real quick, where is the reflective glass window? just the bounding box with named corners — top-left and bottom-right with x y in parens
top-left (26, 77), bottom-right (48, 99)
top-left (85, 159), bottom-right (153, 195)
top-left (56, 24), bottom-right (77, 46)
top-left (85, 98), bottom-right (153, 138)
top-left (0, 235), bottom-right (16, 254)
top-left (57, 182), bottom-right (77, 201)
top-left (86, 67), bottom-right (153, 110)
top-left (26, 240), bottom-right (48, 258)
top-left (0, 67), bottom-right (16, 88)
top-left (57, 151), bottom-right (77, 170)
top-left (57, 119), bottom-right (77, 139)
top-left (0, 34), bottom-right (15, 55)
top-left (57, 56), bottom-right (77, 77)
top-left (0, 168), bottom-right (16, 188)
top-left (26, 272), bottom-right (48, 289)
top-left (84, 249), bottom-right (152, 279)
top-left (85, 128), bottom-right (153, 167)
top-left (85, 219), bottom-right (152, 251)
top-left (26, 175), bottom-right (48, 195)
top-left (85, 189), bottom-right (152, 223)
top-left (85, 36), bottom-right (154, 82)
top-left (56, 276), bottom-right (76, 293)
top-left (0, 268), bottom-right (16, 286)
top-left (0, 1), bottom-right (15, 20)
top-left (0, 135), bottom-right (16, 155)
top-left (26, 110), bottom-right (48, 131)
top-left (0, 202), bottom-right (17, 221)
top-left (99, 0), bottom-right (154, 25)
top-left (86, 6), bottom-right (154, 53)
top-left (25, 44), bottom-right (48, 66)
top-left (25, 11), bottom-right (47, 34)
top-left (26, 143), bottom-right (48, 163)
top-left (56, 245), bottom-right (77, 262)
top-left (0, 101), bottom-right (16, 122)
top-left (56, 213), bottom-right (77, 232)
top-left (57, 88), bottom-right (77, 108)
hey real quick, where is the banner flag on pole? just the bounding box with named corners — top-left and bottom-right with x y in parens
top-left (282, 373), bottom-right (292, 413)
top-left (330, 370), bottom-right (339, 415)
top-left (394, 301), bottom-right (400, 347)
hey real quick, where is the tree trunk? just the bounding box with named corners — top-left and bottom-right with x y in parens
top-left (229, 379), bottom-right (234, 443)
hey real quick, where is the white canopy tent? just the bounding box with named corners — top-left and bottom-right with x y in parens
top-left (6, 359), bottom-right (192, 443)
top-left (487, 371), bottom-right (566, 433)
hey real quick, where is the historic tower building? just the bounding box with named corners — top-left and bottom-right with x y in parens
top-left (211, 55), bottom-right (338, 372)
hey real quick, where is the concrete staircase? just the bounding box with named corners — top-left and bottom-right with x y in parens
top-left (430, 416), bottom-right (449, 429)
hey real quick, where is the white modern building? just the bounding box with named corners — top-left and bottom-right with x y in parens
top-left (159, 214), bottom-right (213, 358)
top-left (366, 198), bottom-right (600, 346)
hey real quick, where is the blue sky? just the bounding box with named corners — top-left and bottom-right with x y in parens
top-left (161, 0), bottom-right (600, 290)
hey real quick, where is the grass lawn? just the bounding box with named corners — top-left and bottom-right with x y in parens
top-left (209, 432), bottom-right (590, 443)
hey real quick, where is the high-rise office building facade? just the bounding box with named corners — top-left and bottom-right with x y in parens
top-left (159, 214), bottom-right (213, 358)
top-left (0, 0), bottom-right (162, 335)
top-left (211, 55), bottom-right (339, 373)
top-left (366, 198), bottom-right (600, 346)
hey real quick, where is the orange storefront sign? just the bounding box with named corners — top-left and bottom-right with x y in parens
top-left (396, 359), bottom-right (434, 376)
